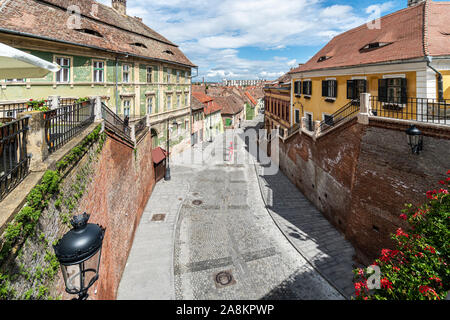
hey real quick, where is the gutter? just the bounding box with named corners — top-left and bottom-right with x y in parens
top-left (426, 56), bottom-right (444, 101)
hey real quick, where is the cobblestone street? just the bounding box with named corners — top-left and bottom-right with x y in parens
top-left (118, 115), bottom-right (354, 300)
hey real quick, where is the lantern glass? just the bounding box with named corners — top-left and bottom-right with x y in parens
top-left (60, 248), bottom-right (102, 295)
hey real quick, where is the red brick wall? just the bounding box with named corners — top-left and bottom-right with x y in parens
top-left (60, 131), bottom-right (155, 300)
top-left (276, 119), bottom-right (450, 265)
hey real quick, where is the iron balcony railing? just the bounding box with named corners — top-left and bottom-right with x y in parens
top-left (0, 102), bottom-right (32, 120)
top-left (101, 103), bottom-right (132, 142)
top-left (370, 96), bottom-right (450, 125)
top-left (319, 100), bottom-right (360, 134)
top-left (286, 122), bottom-right (301, 138)
top-left (44, 101), bottom-right (95, 154)
top-left (0, 116), bottom-right (31, 200)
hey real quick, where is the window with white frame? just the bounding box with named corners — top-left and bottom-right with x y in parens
top-left (322, 80), bottom-right (337, 99)
top-left (305, 112), bottom-right (314, 131)
top-left (93, 61), bottom-right (104, 83)
top-left (122, 64), bottom-right (130, 83)
top-left (177, 94), bottom-right (181, 108)
top-left (56, 57), bottom-right (70, 83)
top-left (323, 113), bottom-right (334, 126)
top-left (176, 70), bottom-right (180, 83)
top-left (167, 95), bottom-right (172, 110)
top-left (147, 96), bottom-right (153, 114)
top-left (184, 93), bottom-right (188, 106)
top-left (6, 79), bottom-right (25, 83)
top-left (123, 99), bottom-right (131, 117)
top-left (167, 68), bottom-right (172, 83)
top-left (147, 66), bottom-right (152, 83)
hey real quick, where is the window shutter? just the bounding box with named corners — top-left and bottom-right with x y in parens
top-left (333, 80), bottom-right (338, 98)
top-left (303, 81), bottom-right (307, 95)
top-left (363, 80), bottom-right (367, 94)
top-left (347, 80), bottom-right (355, 99)
top-left (322, 80), bottom-right (328, 97)
top-left (378, 79), bottom-right (388, 102)
top-left (401, 78), bottom-right (408, 104)
top-left (298, 81), bottom-right (302, 95)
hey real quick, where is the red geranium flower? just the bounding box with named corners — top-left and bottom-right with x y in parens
top-left (380, 278), bottom-right (393, 290)
top-left (399, 214), bottom-right (407, 220)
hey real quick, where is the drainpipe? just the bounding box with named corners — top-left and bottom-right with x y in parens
top-left (426, 56), bottom-right (444, 102)
top-left (189, 67), bottom-right (199, 146)
top-left (115, 57), bottom-right (119, 114)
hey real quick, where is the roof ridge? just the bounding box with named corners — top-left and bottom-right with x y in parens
top-left (37, 0), bottom-right (178, 47)
top-left (324, 2), bottom-right (427, 43)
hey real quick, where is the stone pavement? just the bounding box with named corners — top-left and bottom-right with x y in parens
top-left (172, 127), bottom-right (344, 300)
top-left (118, 115), bottom-right (356, 300)
top-left (117, 167), bottom-right (190, 300)
top-left (248, 117), bottom-right (356, 298)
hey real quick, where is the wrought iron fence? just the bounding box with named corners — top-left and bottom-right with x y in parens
top-left (319, 100), bottom-right (360, 134)
top-left (0, 102), bottom-right (31, 120)
top-left (286, 122), bottom-right (300, 138)
top-left (0, 116), bottom-right (31, 200)
top-left (101, 103), bottom-right (132, 142)
top-left (44, 101), bottom-right (95, 153)
top-left (131, 116), bottom-right (147, 139)
top-left (370, 96), bottom-right (450, 125)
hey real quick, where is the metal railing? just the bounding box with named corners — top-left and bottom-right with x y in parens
top-left (319, 100), bottom-right (360, 134)
top-left (101, 103), bottom-right (132, 142)
top-left (0, 102), bottom-right (31, 120)
top-left (44, 101), bottom-right (95, 153)
top-left (0, 116), bottom-right (31, 200)
top-left (370, 96), bottom-right (450, 125)
top-left (131, 116), bottom-right (147, 139)
top-left (286, 122), bottom-right (301, 138)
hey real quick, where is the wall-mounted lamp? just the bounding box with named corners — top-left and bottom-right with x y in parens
top-left (406, 125), bottom-right (423, 155)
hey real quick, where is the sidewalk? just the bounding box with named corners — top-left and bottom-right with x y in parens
top-left (253, 158), bottom-right (356, 298)
top-left (117, 167), bottom-right (190, 300)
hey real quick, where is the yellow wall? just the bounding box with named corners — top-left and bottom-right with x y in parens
top-left (441, 70), bottom-right (450, 100)
top-left (292, 71), bottom-right (417, 124)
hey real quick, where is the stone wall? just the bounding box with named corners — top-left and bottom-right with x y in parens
top-left (0, 125), bottom-right (155, 300)
top-left (59, 130), bottom-right (156, 300)
top-left (274, 117), bottom-right (450, 264)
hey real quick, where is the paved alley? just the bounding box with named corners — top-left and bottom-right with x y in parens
top-left (118, 116), bottom-right (355, 300)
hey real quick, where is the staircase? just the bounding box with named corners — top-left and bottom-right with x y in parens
top-left (318, 100), bottom-right (360, 135)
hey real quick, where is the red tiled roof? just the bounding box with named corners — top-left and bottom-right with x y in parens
top-left (151, 147), bottom-right (167, 164)
top-left (204, 101), bottom-right (222, 115)
top-left (289, 1), bottom-right (450, 74)
top-left (213, 96), bottom-right (243, 115)
top-left (192, 91), bottom-right (213, 104)
top-left (245, 91), bottom-right (257, 106)
top-left (0, 0), bottom-right (196, 67)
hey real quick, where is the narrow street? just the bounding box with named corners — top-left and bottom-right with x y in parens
top-left (118, 115), bottom-right (353, 300)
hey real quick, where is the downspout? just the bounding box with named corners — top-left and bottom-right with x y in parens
top-left (426, 56), bottom-right (444, 102)
top-left (189, 67), bottom-right (199, 146)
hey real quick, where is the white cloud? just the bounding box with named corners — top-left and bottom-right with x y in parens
top-left (97, 0), bottom-right (398, 81)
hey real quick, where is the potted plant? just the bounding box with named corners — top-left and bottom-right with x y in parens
top-left (76, 97), bottom-right (90, 106)
top-left (26, 99), bottom-right (49, 112)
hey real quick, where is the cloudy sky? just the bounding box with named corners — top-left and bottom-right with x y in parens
top-left (98, 0), bottom-right (411, 82)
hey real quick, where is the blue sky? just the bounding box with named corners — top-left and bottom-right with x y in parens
top-left (97, 0), bottom-right (434, 81)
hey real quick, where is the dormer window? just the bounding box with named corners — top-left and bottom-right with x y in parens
top-left (163, 50), bottom-right (174, 55)
top-left (318, 55), bottom-right (332, 62)
top-left (360, 42), bottom-right (391, 52)
top-left (75, 29), bottom-right (103, 38)
top-left (130, 42), bottom-right (147, 48)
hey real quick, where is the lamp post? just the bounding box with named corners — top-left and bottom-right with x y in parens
top-left (406, 125), bottom-right (423, 155)
top-left (53, 213), bottom-right (105, 300)
top-left (165, 118), bottom-right (179, 181)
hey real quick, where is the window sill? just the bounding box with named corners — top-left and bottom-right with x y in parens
top-left (324, 98), bottom-right (336, 103)
top-left (304, 95), bottom-right (311, 99)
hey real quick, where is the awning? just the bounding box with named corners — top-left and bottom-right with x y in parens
top-left (151, 147), bottom-right (168, 164)
top-left (0, 42), bottom-right (60, 79)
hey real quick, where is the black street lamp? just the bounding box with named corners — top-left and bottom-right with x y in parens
top-left (165, 118), bottom-right (179, 181)
top-left (53, 213), bottom-right (105, 300)
top-left (406, 125), bottom-right (423, 155)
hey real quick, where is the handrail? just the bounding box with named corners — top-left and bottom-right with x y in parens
top-left (319, 100), bottom-right (360, 134)
top-left (101, 103), bottom-right (133, 142)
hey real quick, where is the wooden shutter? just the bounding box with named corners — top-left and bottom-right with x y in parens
top-left (347, 80), bottom-right (355, 99)
top-left (303, 81), bottom-right (307, 95)
top-left (322, 80), bottom-right (328, 97)
top-left (378, 79), bottom-right (388, 102)
top-left (332, 80), bottom-right (338, 98)
top-left (401, 78), bottom-right (408, 104)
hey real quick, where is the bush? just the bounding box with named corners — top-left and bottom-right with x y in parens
top-left (353, 170), bottom-right (450, 300)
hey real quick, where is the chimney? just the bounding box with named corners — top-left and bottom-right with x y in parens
top-left (407, 0), bottom-right (426, 7)
top-left (112, 0), bottom-right (126, 15)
